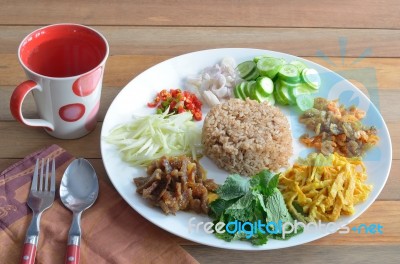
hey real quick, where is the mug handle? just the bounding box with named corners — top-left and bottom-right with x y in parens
top-left (10, 80), bottom-right (54, 130)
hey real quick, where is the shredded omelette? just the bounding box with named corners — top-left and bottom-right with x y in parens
top-left (279, 152), bottom-right (372, 222)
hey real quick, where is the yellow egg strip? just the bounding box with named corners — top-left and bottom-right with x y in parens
top-left (279, 153), bottom-right (372, 222)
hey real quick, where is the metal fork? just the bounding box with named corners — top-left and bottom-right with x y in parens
top-left (20, 158), bottom-right (56, 264)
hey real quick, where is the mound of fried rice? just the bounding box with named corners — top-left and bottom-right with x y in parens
top-left (202, 98), bottom-right (293, 176)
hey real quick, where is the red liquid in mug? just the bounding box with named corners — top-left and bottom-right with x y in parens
top-left (20, 25), bottom-right (107, 78)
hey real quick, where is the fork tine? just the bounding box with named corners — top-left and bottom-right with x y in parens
top-left (39, 158), bottom-right (44, 191)
top-left (45, 158), bottom-right (50, 191)
top-left (31, 159), bottom-right (39, 191)
top-left (50, 158), bottom-right (56, 192)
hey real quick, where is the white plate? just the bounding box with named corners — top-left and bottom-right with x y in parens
top-left (100, 48), bottom-right (392, 250)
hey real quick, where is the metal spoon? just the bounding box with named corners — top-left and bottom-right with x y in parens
top-left (60, 158), bottom-right (99, 264)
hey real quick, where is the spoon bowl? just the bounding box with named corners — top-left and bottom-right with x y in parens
top-left (60, 158), bottom-right (99, 264)
top-left (60, 159), bottom-right (98, 212)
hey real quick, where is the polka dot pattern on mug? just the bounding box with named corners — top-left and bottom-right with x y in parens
top-left (72, 67), bottom-right (102, 97)
top-left (59, 103), bottom-right (86, 122)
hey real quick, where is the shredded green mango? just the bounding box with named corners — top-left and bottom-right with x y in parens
top-left (105, 111), bottom-right (201, 166)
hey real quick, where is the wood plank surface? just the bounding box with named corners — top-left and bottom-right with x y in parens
top-left (0, 0), bottom-right (399, 29)
top-left (1, 0), bottom-right (399, 262)
top-left (2, 26), bottom-right (400, 57)
top-left (2, 55), bottom-right (400, 89)
top-left (183, 245), bottom-right (399, 264)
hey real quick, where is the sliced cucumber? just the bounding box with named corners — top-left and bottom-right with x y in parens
top-left (238, 82), bottom-right (247, 99)
top-left (243, 67), bottom-right (260, 81)
top-left (244, 81), bottom-right (255, 97)
top-left (259, 93), bottom-right (275, 106)
top-left (290, 60), bottom-right (308, 73)
top-left (253, 55), bottom-right (272, 63)
top-left (234, 83), bottom-right (246, 99)
top-left (301, 68), bottom-right (321, 90)
top-left (256, 76), bottom-right (274, 96)
top-left (296, 94), bottom-right (314, 111)
top-left (278, 64), bottom-right (300, 83)
top-left (256, 57), bottom-right (285, 79)
top-left (233, 83), bottom-right (241, 98)
top-left (273, 81), bottom-right (288, 105)
top-left (265, 94), bottom-right (275, 106)
top-left (249, 81), bottom-right (258, 100)
top-left (254, 88), bottom-right (275, 105)
top-left (290, 83), bottom-right (314, 98)
top-left (236, 61), bottom-right (256, 80)
top-left (277, 80), bottom-right (296, 105)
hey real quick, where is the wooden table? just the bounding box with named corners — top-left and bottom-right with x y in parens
top-left (1, 1), bottom-right (399, 263)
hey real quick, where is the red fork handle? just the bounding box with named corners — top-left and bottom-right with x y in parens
top-left (20, 243), bottom-right (37, 264)
top-left (65, 245), bottom-right (80, 264)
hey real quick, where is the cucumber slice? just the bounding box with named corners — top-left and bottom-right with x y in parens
top-left (290, 60), bottom-right (308, 72)
top-left (238, 82), bottom-right (247, 99)
top-left (256, 57), bottom-right (285, 79)
top-left (291, 83), bottom-right (314, 98)
top-left (245, 81), bottom-right (255, 97)
top-left (278, 80), bottom-right (296, 105)
top-left (236, 61), bottom-right (256, 80)
top-left (273, 81), bottom-right (289, 105)
top-left (243, 67), bottom-right (260, 81)
top-left (296, 94), bottom-right (314, 111)
top-left (249, 81), bottom-right (258, 100)
top-left (260, 94), bottom-right (275, 106)
top-left (233, 83), bottom-right (241, 98)
top-left (301, 68), bottom-right (321, 90)
top-left (254, 89), bottom-right (275, 105)
top-left (256, 77), bottom-right (274, 96)
top-left (278, 64), bottom-right (300, 83)
top-left (278, 58), bottom-right (288, 65)
top-left (253, 55), bottom-right (272, 63)
top-left (234, 83), bottom-right (246, 99)
top-left (274, 89), bottom-right (287, 105)
top-left (264, 94), bottom-right (276, 106)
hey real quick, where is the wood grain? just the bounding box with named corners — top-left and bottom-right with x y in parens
top-left (2, 26), bottom-right (400, 57)
top-left (1, 0), bottom-right (399, 261)
top-left (0, 0), bottom-right (399, 29)
top-left (183, 245), bottom-right (400, 264)
top-left (2, 54), bottom-right (400, 89)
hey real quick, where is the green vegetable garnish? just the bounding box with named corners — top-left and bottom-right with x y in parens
top-left (209, 170), bottom-right (302, 245)
top-left (235, 56), bottom-right (321, 110)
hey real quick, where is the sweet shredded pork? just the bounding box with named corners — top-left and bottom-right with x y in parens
top-left (134, 156), bottom-right (218, 215)
top-left (299, 97), bottom-right (379, 157)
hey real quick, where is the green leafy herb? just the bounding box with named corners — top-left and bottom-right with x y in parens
top-left (217, 174), bottom-right (250, 200)
top-left (209, 169), bottom-right (302, 245)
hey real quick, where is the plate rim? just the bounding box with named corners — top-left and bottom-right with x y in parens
top-left (100, 48), bottom-right (392, 250)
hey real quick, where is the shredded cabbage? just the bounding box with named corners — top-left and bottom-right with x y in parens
top-left (105, 111), bottom-right (202, 166)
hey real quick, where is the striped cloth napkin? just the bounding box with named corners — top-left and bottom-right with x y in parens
top-left (0, 144), bottom-right (198, 264)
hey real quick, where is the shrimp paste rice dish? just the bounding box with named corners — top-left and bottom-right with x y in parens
top-left (202, 98), bottom-right (293, 176)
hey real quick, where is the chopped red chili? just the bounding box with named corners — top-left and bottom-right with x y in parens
top-left (147, 88), bottom-right (203, 121)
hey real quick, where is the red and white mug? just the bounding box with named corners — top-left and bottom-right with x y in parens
top-left (10, 24), bottom-right (109, 139)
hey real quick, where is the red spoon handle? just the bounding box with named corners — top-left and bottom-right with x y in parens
top-left (20, 243), bottom-right (36, 264)
top-left (65, 244), bottom-right (80, 264)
